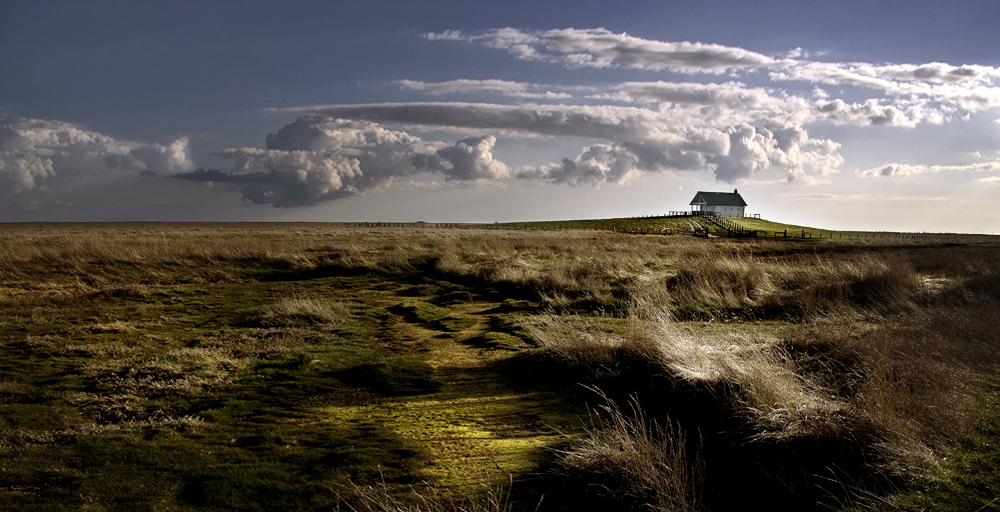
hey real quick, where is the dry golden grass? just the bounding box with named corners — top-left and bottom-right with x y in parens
top-left (558, 391), bottom-right (703, 512)
top-left (1, 223), bottom-right (998, 510)
top-left (336, 481), bottom-right (521, 512)
top-left (255, 297), bottom-right (353, 327)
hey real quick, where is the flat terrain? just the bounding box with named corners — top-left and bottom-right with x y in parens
top-left (0, 223), bottom-right (998, 511)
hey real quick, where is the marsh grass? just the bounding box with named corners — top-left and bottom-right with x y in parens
top-left (255, 296), bottom-right (353, 327)
top-left (338, 478), bottom-right (524, 512)
top-left (557, 391), bottom-right (703, 512)
top-left (0, 224), bottom-right (997, 510)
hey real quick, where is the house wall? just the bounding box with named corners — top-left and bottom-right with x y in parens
top-left (704, 205), bottom-right (745, 217)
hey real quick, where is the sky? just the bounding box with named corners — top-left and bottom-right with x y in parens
top-left (1, 1), bottom-right (999, 232)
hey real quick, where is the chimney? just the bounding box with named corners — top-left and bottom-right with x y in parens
top-left (734, 188), bottom-right (738, 194)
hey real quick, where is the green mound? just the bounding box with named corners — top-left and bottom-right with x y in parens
top-left (435, 314), bottom-right (478, 332)
top-left (466, 332), bottom-right (526, 351)
top-left (389, 301), bottom-right (451, 323)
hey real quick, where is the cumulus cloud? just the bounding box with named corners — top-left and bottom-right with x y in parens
top-left (412, 135), bottom-right (509, 181)
top-left (430, 27), bottom-right (779, 73)
top-left (173, 116), bottom-right (508, 207)
top-left (516, 123), bottom-right (839, 185)
top-left (285, 101), bottom-right (843, 185)
top-left (710, 124), bottom-right (842, 183)
top-left (516, 140), bottom-right (714, 186)
top-left (0, 116), bottom-right (194, 194)
top-left (813, 98), bottom-right (918, 126)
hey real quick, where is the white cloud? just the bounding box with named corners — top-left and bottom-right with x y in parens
top-left (709, 124), bottom-right (842, 183)
top-left (437, 27), bottom-right (779, 73)
top-left (771, 60), bottom-right (1000, 122)
top-left (395, 79), bottom-right (573, 100)
top-left (281, 102), bottom-right (843, 186)
top-left (615, 81), bottom-right (775, 109)
top-left (426, 28), bottom-right (1000, 129)
top-left (857, 161), bottom-right (1000, 177)
top-left (413, 135), bottom-right (509, 181)
top-left (0, 116), bottom-right (194, 195)
top-left (174, 116), bottom-right (508, 207)
top-left (277, 102), bottom-right (676, 141)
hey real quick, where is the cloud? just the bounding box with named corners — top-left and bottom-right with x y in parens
top-left (858, 161), bottom-right (1000, 177)
top-left (614, 81), bottom-right (776, 109)
top-left (771, 61), bottom-right (1000, 121)
top-left (425, 28), bottom-right (1000, 127)
top-left (277, 102), bottom-right (675, 141)
top-left (432, 27), bottom-right (779, 73)
top-left (813, 98), bottom-right (917, 126)
top-left (0, 116), bottom-right (194, 194)
top-left (513, 123), bottom-right (841, 186)
top-left (173, 116), bottom-right (507, 207)
top-left (412, 135), bottom-right (509, 181)
top-left (516, 141), bottom-right (709, 185)
top-left (284, 101), bottom-right (843, 185)
top-left (396, 79), bottom-right (573, 100)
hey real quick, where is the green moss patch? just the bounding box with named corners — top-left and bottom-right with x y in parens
top-left (465, 332), bottom-right (527, 351)
top-left (434, 314), bottom-right (478, 332)
top-left (389, 301), bottom-right (451, 324)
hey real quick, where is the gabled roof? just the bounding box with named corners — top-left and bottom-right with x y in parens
top-left (689, 189), bottom-right (747, 207)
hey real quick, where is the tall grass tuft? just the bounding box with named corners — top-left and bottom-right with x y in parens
top-left (337, 479), bottom-right (522, 512)
top-left (557, 391), bottom-right (703, 512)
top-left (255, 297), bottom-right (351, 327)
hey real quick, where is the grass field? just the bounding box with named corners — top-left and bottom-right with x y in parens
top-left (0, 222), bottom-right (998, 511)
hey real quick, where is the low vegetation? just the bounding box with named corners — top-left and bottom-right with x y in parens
top-left (0, 222), bottom-right (997, 511)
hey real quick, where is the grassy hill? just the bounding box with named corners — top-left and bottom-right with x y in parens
top-left (486, 215), bottom-right (951, 241)
top-left (491, 216), bottom-right (713, 234)
top-left (489, 215), bottom-right (845, 238)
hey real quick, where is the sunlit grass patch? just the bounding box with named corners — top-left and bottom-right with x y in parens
top-left (255, 296), bottom-right (353, 327)
top-left (390, 300), bottom-right (452, 324)
top-left (321, 394), bottom-right (562, 491)
top-left (434, 314), bottom-right (478, 332)
top-left (464, 332), bottom-right (526, 351)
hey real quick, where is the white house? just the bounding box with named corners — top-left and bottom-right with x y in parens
top-left (689, 189), bottom-right (747, 217)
